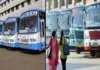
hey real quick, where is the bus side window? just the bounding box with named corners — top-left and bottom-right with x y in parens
top-left (41, 22), bottom-right (44, 37)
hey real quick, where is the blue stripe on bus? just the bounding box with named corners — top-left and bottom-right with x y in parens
top-left (18, 42), bottom-right (45, 51)
top-left (4, 43), bottom-right (18, 48)
top-left (0, 42), bottom-right (3, 45)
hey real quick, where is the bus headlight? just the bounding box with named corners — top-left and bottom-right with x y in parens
top-left (33, 39), bottom-right (36, 42)
top-left (10, 39), bottom-right (14, 42)
top-left (73, 40), bottom-right (75, 43)
top-left (89, 42), bottom-right (91, 46)
top-left (30, 39), bottom-right (36, 42)
top-left (17, 38), bottom-right (20, 41)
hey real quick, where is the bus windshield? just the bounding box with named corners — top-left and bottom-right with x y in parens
top-left (46, 29), bottom-right (51, 36)
top-left (46, 15), bottom-right (51, 28)
top-left (59, 11), bottom-right (71, 29)
top-left (63, 30), bottom-right (69, 39)
top-left (85, 4), bottom-right (100, 27)
top-left (0, 25), bottom-right (2, 34)
top-left (75, 31), bottom-right (84, 39)
top-left (4, 22), bottom-right (15, 35)
top-left (19, 16), bottom-right (38, 34)
top-left (47, 14), bottom-right (58, 30)
top-left (72, 7), bottom-right (84, 27)
top-left (46, 29), bottom-right (52, 43)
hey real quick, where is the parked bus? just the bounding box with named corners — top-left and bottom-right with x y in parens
top-left (46, 9), bottom-right (60, 43)
top-left (58, 8), bottom-right (71, 43)
top-left (84, 3), bottom-right (100, 56)
top-left (70, 6), bottom-right (85, 54)
top-left (0, 21), bottom-right (4, 45)
top-left (17, 8), bottom-right (45, 51)
top-left (3, 17), bottom-right (19, 48)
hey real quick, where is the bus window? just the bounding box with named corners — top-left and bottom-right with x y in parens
top-left (40, 22), bottom-right (45, 37)
top-left (28, 17), bottom-right (37, 30)
top-left (0, 25), bottom-right (2, 33)
top-left (19, 16), bottom-right (38, 33)
top-left (4, 22), bottom-right (15, 35)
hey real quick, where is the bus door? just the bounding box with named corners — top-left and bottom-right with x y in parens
top-left (39, 12), bottom-right (45, 48)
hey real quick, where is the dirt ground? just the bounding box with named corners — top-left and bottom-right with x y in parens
top-left (0, 47), bottom-right (45, 70)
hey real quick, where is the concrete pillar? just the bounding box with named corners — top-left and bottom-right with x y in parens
top-left (51, 0), bottom-right (54, 9)
top-left (48, 0), bottom-right (51, 11)
top-left (54, 0), bottom-right (58, 8)
top-left (58, 0), bottom-right (60, 8)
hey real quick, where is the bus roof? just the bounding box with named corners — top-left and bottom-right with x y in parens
top-left (60, 8), bottom-right (71, 12)
top-left (86, 2), bottom-right (100, 8)
top-left (48, 9), bottom-right (60, 14)
top-left (20, 8), bottom-right (45, 16)
top-left (5, 16), bottom-right (19, 23)
top-left (71, 5), bottom-right (86, 9)
top-left (5, 16), bottom-right (19, 21)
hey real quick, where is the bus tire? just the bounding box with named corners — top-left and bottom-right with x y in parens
top-left (76, 48), bottom-right (80, 54)
top-left (90, 50), bottom-right (95, 56)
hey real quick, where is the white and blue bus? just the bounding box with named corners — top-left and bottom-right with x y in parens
top-left (70, 5), bottom-right (85, 53)
top-left (17, 8), bottom-right (45, 51)
top-left (0, 21), bottom-right (4, 45)
top-left (3, 17), bottom-right (19, 48)
top-left (58, 8), bottom-right (71, 43)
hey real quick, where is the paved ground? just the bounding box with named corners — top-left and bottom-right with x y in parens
top-left (0, 47), bottom-right (45, 70)
top-left (46, 51), bottom-right (100, 70)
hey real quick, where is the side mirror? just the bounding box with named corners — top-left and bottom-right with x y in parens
top-left (16, 18), bottom-right (20, 23)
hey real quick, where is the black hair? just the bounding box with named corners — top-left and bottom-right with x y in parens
top-left (52, 31), bottom-right (56, 37)
top-left (59, 30), bottom-right (64, 45)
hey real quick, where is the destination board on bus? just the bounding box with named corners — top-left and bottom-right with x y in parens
top-left (5, 18), bottom-right (16, 23)
top-left (21, 11), bottom-right (38, 18)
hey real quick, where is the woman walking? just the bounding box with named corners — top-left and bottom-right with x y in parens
top-left (59, 30), bottom-right (68, 70)
top-left (46, 31), bottom-right (59, 70)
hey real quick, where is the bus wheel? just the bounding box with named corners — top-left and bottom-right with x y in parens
top-left (76, 48), bottom-right (80, 54)
top-left (90, 50), bottom-right (95, 56)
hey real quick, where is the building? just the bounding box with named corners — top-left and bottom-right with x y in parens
top-left (0, 0), bottom-right (45, 20)
top-left (46, 0), bottom-right (100, 11)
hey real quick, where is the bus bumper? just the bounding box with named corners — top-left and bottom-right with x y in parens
top-left (84, 46), bottom-right (100, 51)
top-left (18, 42), bottom-right (45, 51)
top-left (0, 42), bottom-right (3, 46)
top-left (3, 43), bottom-right (18, 48)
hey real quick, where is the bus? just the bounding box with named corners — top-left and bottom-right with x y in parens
top-left (17, 8), bottom-right (45, 51)
top-left (70, 6), bottom-right (85, 54)
top-left (46, 9), bottom-right (60, 44)
top-left (84, 3), bottom-right (100, 56)
top-left (0, 21), bottom-right (4, 45)
top-left (58, 8), bottom-right (71, 43)
top-left (3, 17), bottom-right (19, 48)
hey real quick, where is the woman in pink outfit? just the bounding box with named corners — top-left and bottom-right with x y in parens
top-left (46, 31), bottom-right (59, 70)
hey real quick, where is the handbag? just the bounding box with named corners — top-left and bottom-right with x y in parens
top-left (47, 46), bottom-right (52, 59)
top-left (47, 38), bottom-right (52, 59)
top-left (63, 38), bottom-right (70, 55)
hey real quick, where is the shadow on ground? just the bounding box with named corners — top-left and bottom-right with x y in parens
top-left (18, 49), bottom-right (45, 55)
